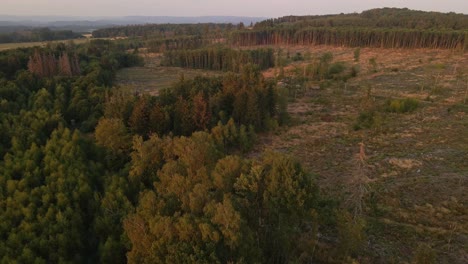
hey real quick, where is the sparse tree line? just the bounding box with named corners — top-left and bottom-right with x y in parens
top-left (162, 46), bottom-right (275, 71)
top-left (231, 27), bottom-right (467, 50)
top-left (146, 35), bottom-right (208, 52)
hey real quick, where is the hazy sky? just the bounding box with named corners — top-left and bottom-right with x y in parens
top-left (2, 0), bottom-right (467, 17)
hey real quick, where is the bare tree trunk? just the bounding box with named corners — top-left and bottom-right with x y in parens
top-left (464, 81), bottom-right (468, 104)
top-left (345, 142), bottom-right (371, 219)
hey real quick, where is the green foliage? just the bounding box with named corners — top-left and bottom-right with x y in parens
top-left (369, 57), bottom-right (378, 72)
top-left (353, 110), bottom-right (384, 130)
top-left (125, 140), bottom-right (320, 263)
top-left (0, 40), bottom-right (144, 263)
top-left (412, 244), bottom-right (437, 264)
top-left (95, 118), bottom-right (132, 154)
top-left (385, 98), bottom-right (420, 113)
top-left (0, 28), bottom-right (82, 44)
top-left (232, 8), bottom-right (468, 50)
top-left (350, 65), bottom-right (360, 77)
top-left (92, 23), bottom-right (235, 38)
top-left (353, 48), bottom-right (361, 62)
top-left (0, 127), bottom-right (102, 262)
top-left (336, 211), bottom-right (366, 258)
top-left (328, 62), bottom-right (346, 78)
top-left (113, 65), bottom-right (279, 139)
top-left (291, 52), bottom-right (304, 61)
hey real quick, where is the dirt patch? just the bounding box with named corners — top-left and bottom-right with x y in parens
top-left (388, 158), bottom-right (423, 169)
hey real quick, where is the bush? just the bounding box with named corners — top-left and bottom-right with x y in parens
top-left (353, 110), bottom-right (384, 131)
top-left (353, 48), bottom-right (361, 62)
top-left (353, 111), bottom-right (376, 130)
top-left (412, 244), bottom-right (436, 264)
top-left (328, 62), bottom-right (346, 76)
top-left (350, 65), bottom-right (360, 77)
top-left (385, 98), bottom-right (419, 113)
top-left (336, 211), bottom-right (366, 258)
top-left (291, 52), bottom-right (304, 61)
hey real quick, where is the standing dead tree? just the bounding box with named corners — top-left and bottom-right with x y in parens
top-left (345, 142), bottom-right (371, 219)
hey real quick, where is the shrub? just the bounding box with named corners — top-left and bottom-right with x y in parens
top-left (353, 111), bottom-right (376, 130)
top-left (369, 57), bottom-right (378, 72)
top-left (353, 48), bottom-right (361, 62)
top-left (385, 98), bottom-right (419, 113)
top-left (353, 110), bottom-right (384, 131)
top-left (328, 62), bottom-right (346, 76)
top-left (412, 244), bottom-right (436, 264)
top-left (350, 65), bottom-right (360, 77)
top-left (292, 52), bottom-right (304, 61)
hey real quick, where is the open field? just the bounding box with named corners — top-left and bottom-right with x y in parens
top-left (0, 38), bottom-right (89, 51)
top-left (0, 37), bottom-right (113, 51)
top-left (116, 53), bottom-right (220, 95)
top-left (255, 46), bottom-right (468, 263)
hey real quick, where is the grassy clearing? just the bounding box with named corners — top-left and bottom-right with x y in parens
top-left (255, 46), bottom-right (468, 263)
top-left (116, 53), bottom-right (219, 95)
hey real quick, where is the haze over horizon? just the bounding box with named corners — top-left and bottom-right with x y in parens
top-left (2, 0), bottom-right (467, 18)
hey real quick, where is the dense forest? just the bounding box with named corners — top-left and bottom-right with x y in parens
top-left (0, 28), bottom-right (83, 44)
top-left (255, 8), bottom-right (468, 30)
top-left (232, 8), bottom-right (468, 50)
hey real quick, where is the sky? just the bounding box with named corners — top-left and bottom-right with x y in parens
top-left (1, 0), bottom-right (467, 17)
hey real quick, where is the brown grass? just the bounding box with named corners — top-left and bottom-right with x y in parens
top-left (254, 46), bottom-right (468, 263)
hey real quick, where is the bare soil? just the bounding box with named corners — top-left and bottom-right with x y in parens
top-left (256, 46), bottom-right (468, 263)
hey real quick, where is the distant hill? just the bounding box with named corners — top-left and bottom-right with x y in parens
top-left (0, 15), bottom-right (266, 33)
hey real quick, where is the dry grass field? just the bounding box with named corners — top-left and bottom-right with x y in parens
top-left (0, 38), bottom-right (93, 51)
top-left (256, 46), bottom-right (468, 263)
top-left (116, 53), bottom-right (220, 95)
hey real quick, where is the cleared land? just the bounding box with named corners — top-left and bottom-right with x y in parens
top-left (116, 53), bottom-right (219, 95)
top-left (0, 37), bottom-right (108, 51)
top-left (257, 46), bottom-right (468, 263)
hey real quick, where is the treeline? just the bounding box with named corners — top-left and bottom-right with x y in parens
top-left (231, 27), bottom-right (468, 50)
top-left (92, 23), bottom-right (234, 38)
top-left (255, 8), bottom-right (468, 30)
top-left (0, 28), bottom-right (82, 43)
top-left (162, 46), bottom-right (275, 71)
top-left (146, 35), bottom-right (207, 52)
